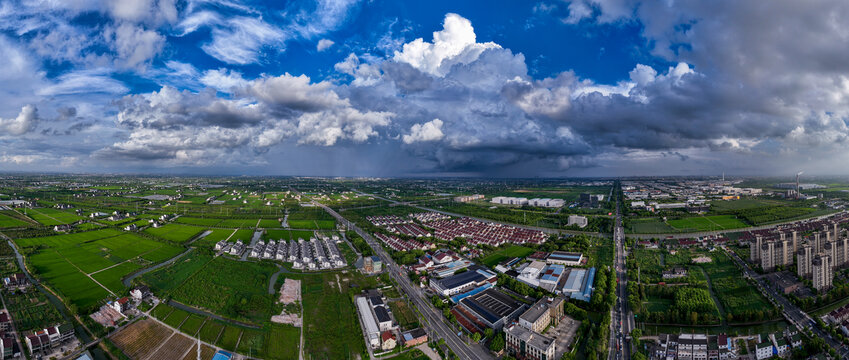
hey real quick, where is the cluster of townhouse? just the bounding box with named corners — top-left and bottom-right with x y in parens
top-left (354, 290), bottom-right (398, 351)
top-left (427, 217), bottom-right (548, 246)
top-left (367, 214), bottom-right (432, 238)
top-left (374, 233), bottom-right (431, 252)
top-left (409, 212), bottom-right (451, 223)
top-left (650, 331), bottom-right (802, 360)
top-left (0, 312), bottom-right (20, 358)
top-left (24, 324), bottom-right (75, 356)
top-left (747, 212), bottom-right (849, 291)
top-left (454, 194), bottom-right (485, 203)
top-left (216, 239), bottom-right (247, 256)
top-left (826, 303), bottom-right (849, 337)
top-left (221, 234), bottom-right (347, 270)
top-left (367, 215), bottom-right (410, 227)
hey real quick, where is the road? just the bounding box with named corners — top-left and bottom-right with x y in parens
top-left (725, 248), bottom-right (849, 358)
top-left (314, 201), bottom-right (493, 360)
top-left (610, 183), bottom-right (632, 360)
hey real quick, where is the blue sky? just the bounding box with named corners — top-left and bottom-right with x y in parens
top-left (0, 0), bottom-right (848, 177)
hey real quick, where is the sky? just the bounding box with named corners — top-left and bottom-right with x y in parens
top-left (1, 0), bottom-right (848, 177)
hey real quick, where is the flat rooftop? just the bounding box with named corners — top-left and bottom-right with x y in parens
top-left (460, 288), bottom-right (523, 324)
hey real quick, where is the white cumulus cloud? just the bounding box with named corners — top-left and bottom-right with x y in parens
top-left (0, 105), bottom-right (38, 136)
top-left (316, 39), bottom-right (334, 52)
top-left (393, 13), bottom-right (500, 77)
top-left (403, 119), bottom-right (445, 144)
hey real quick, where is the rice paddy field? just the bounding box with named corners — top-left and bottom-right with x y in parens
top-left (24, 208), bottom-right (84, 226)
top-left (0, 212), bottom-right (31, 228)
top-left (143, 223), bottom-right (206, 243)
top-left (17, 229), bottom-right (183, 311)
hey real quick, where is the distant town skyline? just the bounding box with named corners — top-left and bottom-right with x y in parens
top-left (0, 1), bottom-right (848, 177)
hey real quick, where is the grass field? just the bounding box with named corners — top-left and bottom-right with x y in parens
top-left (667, 215), bottom-right (748, 232)
top-left (267, 324), bottom-right (299, 360)
top-left (163, 308), bottom-right (190, 328)
top-left (171, 257), bottom-right (278, 325)
top-left (479, 245), bottom-right (536, 267)
top-left (144, 223), bottom-right (206, 243)
top-left (627, 218), bottom-right (675, 233)
top-left (302, 272), bottom-right (369, 360)
top-left (91, 261), bottom-right (143, 293)
top-left (388, 301), bottom-right (418, 330)
top-left (140, 252), bottom-right (213, 294)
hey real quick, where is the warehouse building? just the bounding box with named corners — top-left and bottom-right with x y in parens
top-left (430, 266), bottom-right (497, 296)
top-left (458, 288), bottom-right (526, 330)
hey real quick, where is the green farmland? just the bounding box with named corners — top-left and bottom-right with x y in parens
top-left (18, 229), bottom-right (183, 311)
top-left (666, 215), bottom-right (748, 232)
top-left (143, 223), bottom-right (206, 243)
top-left (479, 245), bottom-right (535, 267)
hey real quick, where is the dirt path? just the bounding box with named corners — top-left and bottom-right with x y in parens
top-left (698, 266), bottom-right (728, 326)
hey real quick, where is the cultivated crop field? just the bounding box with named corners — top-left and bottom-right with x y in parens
top-left (144, 223), bottom-right (206, 243)
top-left (110, 319), bottom-right (174, 359)
top-left (19, 228), bottom-right (183, 310)
top-left (6, 291), bottom-right (64, 331)
top-left (148, 332), bottom-right (194, 360)
top-left (25, 207), bottom-right (84, 226)
top-left (701, 252), bottom-right (777, 322)
top-left (0, 212), bottom-right (30, 228)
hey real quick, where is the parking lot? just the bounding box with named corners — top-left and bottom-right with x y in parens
top-left (547, 314), bottom-right (581, 359)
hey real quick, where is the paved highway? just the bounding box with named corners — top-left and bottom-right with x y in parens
top-left (726, 248), bottom-right (849, 358)
top-left (313, 201), bottom-right (493, 360)
top-left (610, 184), bottom-right (632, 360)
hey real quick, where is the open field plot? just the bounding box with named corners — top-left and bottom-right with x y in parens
top-left (198, 320), bottom-right (224, 344)
top-left (91, 261), bottom-right (143, 293)
top-left (626, 218), bottom-right (675, 233)
top-left (701, 252), bottom-right (777, 322)
top-left (258, 219), bottom-right (281, 228)
top-left (179, 314), bottom-right (206, 336)
top-left (643, 295), bottom-right (673, 313)
top-left (164, 308), bottom-right (190, 328)
top-left (302, 272), bottom-right (369, 360)
top-left (236, 328), bottom-right (266, 356)
top-left (181, 344), bottom-right (216, 360)
top-left (266, 324), bottom-right (299, 360)
top-left (28, 250), bottom-right (110, 310)
top-left (15, 228), bottom-right (123, 248)
top-left (216, 325), bottom-right (241, 351)
top-left (287, 219), bottom-right (336, 229)
top-left (193, 229), bottom-right (235, 248)
top-left (110, 319), bottom-right (174, 360)
top-left (175, 217), bottom-right (222, 226)
top-left (25, 208), bottom-right (84, 225)
top-left (152, 303), bottom-right (175, 320)
top-left (217, 218), bottom-right (262, 228)
top-left (144, 223), bottom-right (206, 243)
top-left (388, 300), bottom-right (418, 330)
top-left (140, 253), bottom-right (213, 294)
top-left (140, 244), bottom-right (184, 263)
top-left (148, 332), bottom-right (194, 360)
top-left (0, 212), bottom-right (30, 228)
top-left (228, 229), bottom-right (255, 243)
top-left (171, 257), bottom-right (278, 324)
top-left (20, 230), bottom-right (183, 307)
top-left (479, 245), bottom-right (535, 267)
top-left (667, 215), bottom-right (748, 232)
